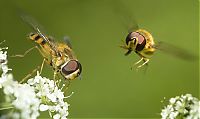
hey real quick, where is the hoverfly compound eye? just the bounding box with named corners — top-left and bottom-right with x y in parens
top-left (77, 62), bottom-right (82, 75)
top-left (126, 32), bottom-right (133, 45)
top-left (126, 32), bottom-right (138, 45)
top-left (61, 60), bottom-right (82, 79)
top-left (126, 32), bottom-right (146, 45)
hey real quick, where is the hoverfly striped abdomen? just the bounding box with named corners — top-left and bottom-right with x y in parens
top-left (28, 33), bottom-right (54, 57)
top-left (29, 33), bottom-right (46, 46)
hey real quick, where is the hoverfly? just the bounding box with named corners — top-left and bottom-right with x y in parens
top-left (120, 29), bottom-right (155, 69)
top-left (19, 14), bottom-right (82, 81)
top-left (115, 2), bottom-right (196, 70)
top-left (120, 27), bottom-right (196, 69)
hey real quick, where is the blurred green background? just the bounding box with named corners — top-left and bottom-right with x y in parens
top-left (0, 0), bottom-right (199, 118)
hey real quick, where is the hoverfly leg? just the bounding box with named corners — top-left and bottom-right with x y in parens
top-left (143, 59), bottom-right (149, 74)
top-left (20, 58), bottom-right (47, 84)
top-left (53, 70), bottom-right (57, 84)
top-left (39, 58), bottom-right (46, 74)
top-left (137, 58), bottom-right (149, 69)
top-left (131, 58), bottom-right (143, 70)
top-left (56, 74), bottom-right (71, 94)
top-left (9, 46), bottom-right (37, 58)
top-left (119, 45), bottom-right (128, 50)
top-left (134, 58), bottom-right (144, 65)
top-left (63, 80), bottom-right (71, 94)
top-left (53, 70), bottom-right (58, 87)
top-left (10, 46), bottom-right (46, 59)
top-left (20, 66), bottom-right (40, 83)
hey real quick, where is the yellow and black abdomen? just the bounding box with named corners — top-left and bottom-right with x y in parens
top-left (29, 33), bottom-right (47, 46)
top-left (28, 33), bottom-right (55, 57)
top-left (28, 33), bottom-right (54, 56)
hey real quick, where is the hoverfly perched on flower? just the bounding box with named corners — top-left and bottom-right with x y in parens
top-left (17, 14), bottom-right (82, 82)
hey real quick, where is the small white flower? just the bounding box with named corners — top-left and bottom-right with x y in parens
top-left (161, 105), bottom-right (173, 119)
top-left (161, 94), bottom-right (200, 119)
top-left (169, 111), bottom-right (178, 119)
top-left (47, 92), bottom-right (57, 102)
top-left (39, 104), bottom-right (49, 111)
top-left (169, 98), bottom-right (176, 104)
top-left (53, 114), bottom-right (61, 119)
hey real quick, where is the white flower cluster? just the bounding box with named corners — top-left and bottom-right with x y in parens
top-left (0, 46), bottom-right (70, 119)
top-left (161, 94), bottom-right (200, 119)
top-left (0, 47), bottom-right (11, 87)
top-left (0, 47), bottom-right (41, 119)
top-left (2, 80), bottom-right (40, 119)
top-left (27, 73), bottom-right (70, 119)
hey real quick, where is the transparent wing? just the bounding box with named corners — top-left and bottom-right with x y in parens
top-left (20, 13), bottom-right (58, 53)
top-left (48, 35), bottom-right (57, 45)
top-left (63, 36), bottom-right (73, 49)
top-left (110, 0), bottom-right (139, 33)
top-left (153, 42), bottom-right (198, 61)
top-left (21, 13), bottom-right (48, 40)
top-left (63, 36), bottom-right (77, 59)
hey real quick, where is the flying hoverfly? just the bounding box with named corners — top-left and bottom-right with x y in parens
top-left (20, 14), bottom-right (82, 80)
top-left (120, 28), bottom-right (155, 69)
top-left (120, 25), bottom-right (197, 69)
top-left (114, 1), bottom-right (196, 69)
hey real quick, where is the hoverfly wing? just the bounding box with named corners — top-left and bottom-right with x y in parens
top-left (110, 0), bottom-right (139, 33)
top-left (21, 13), bottom-right (47, 39)
top-left (20, 13), bottom-right (58, 54)
top-left (63, 36), bottom-right (77, 59)
top-left (153, 41), bottom-right (198, 61)
top-left (127, 19), bottom-right (139, 33)
top-left (48, 35), bottom-right (57, 43)
top-left (63, 36), bottom-right (73, 49)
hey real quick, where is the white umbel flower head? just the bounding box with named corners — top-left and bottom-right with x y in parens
top-left (161, 94), bottom-right (200, 119)
top-left (0, 46), bottom-right (40, 119)
top-left (0, 47), bottom-right (12, 88)
top-left (0, 45), bottom-right (71, 119)
top-left (27, 72), bottom-right (70, 118)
